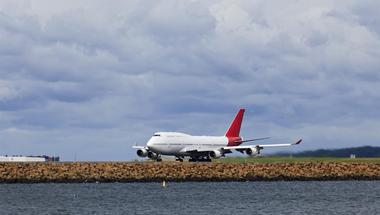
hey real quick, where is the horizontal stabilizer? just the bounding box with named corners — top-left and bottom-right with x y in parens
top-left (235, 137), bottom-right (271, 144)
top-left (132, 146), bottom-right (147, 149)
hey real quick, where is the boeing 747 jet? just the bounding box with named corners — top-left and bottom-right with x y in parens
top-left (133, 109), bottom-right (301, 162)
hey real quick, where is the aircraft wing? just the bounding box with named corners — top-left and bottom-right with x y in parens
top-left (224, 139), bottom-right (302, 150)
top-left (181, 147), bottom-right (217, 153)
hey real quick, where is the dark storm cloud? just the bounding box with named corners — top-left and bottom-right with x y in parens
top-left (0, 0), bottom-right (379, 160)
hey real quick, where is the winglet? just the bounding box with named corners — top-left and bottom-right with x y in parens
top-left (293, 139), bottom-right (302, 145)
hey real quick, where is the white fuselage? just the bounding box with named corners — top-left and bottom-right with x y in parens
top-left (147, 132), bottom-right (229, 156)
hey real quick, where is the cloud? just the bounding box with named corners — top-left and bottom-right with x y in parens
top-left (0, 0), bottom-right (379, 160)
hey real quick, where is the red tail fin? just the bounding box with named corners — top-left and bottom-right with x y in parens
top-left (225, 109), bottom-right (245, 137)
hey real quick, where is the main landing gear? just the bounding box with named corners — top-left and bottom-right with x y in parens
top-left (189, 156), bottom-right (212, 162)
top-left (148, 151), bottom-right (162, 162)
top-left (154, 154), bottom-right (162, 162)
top-left (175, 156), bottom-right (184, 162)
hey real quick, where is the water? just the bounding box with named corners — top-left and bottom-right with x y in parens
top-left (0, 181), bottom-right (379, 215)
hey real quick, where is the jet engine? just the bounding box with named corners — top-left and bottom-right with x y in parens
top-left (245, 146), bottom-right (261, 156)
top-left (147, 151), bottom-right (158, 159)
top-left (209, 150), bottom-right (223, 159)
top-left (137, 149), bottom-right (148, 157)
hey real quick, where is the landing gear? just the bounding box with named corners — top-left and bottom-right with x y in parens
top-left (148, 151), bottom-right (162, 162)
top-left (189, 156), bottom-right (212, 162)
top-left (175, 156), bottom-right (184, 162)
top-left (203, 157), bottom-right (212, 162)
top-left (155, 154), bottom-right (162, 162)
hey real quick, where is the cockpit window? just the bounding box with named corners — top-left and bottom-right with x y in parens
top-left (153, 134), bottom-right (161, 137)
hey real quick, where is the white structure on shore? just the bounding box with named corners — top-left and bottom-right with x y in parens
top-left (0, 155), bottom-right (59, 162)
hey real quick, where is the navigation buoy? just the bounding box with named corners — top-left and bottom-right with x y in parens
top-left (162, 180), bottom-right (167, 188)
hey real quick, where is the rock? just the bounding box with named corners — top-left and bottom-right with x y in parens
top-left (0, 162), bottom-right (380, 183)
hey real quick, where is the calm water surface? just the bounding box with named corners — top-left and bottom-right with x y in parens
top-left (0, 181), bottom-right (379, 215)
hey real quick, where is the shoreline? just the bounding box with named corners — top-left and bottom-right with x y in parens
top-left (1, 162), bottom-right (380, 183)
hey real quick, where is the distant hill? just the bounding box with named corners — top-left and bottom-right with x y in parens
top-left (276, 146), bottom-right (380, 158)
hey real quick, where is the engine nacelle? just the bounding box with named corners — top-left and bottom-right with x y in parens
top-left (147, 151), bottom-right (158, 159)
top-left (209, 150), bottom-right (223, 159)
top-left (245, 147), bottom-right (260, 156)
top-left (137, 149), bottom-right (148, 157)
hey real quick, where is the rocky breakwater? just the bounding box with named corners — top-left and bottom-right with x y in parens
top-left (0, 162), bottom-right (380, 183)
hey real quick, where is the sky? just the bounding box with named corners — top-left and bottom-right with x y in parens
top-left (0, 0), bottom-right (379, 161)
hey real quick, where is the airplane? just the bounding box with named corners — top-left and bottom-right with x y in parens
top-left (133, 109), bottom-right (301, 162)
